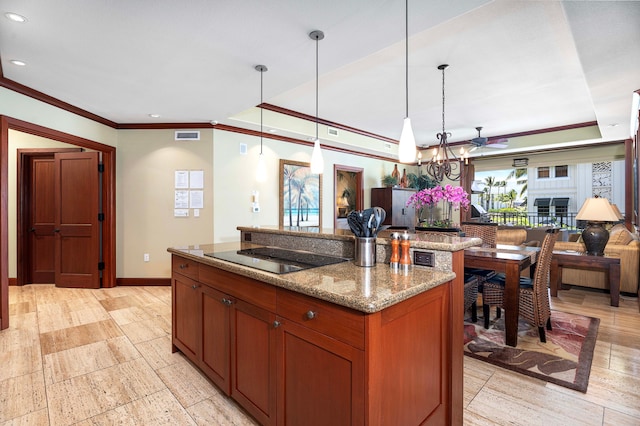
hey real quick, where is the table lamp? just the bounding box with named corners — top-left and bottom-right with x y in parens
top-left (575, 197), bottom-right (621, 256)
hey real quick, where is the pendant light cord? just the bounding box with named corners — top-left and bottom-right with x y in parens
top-left (260, 68), bottom-right (264, 154)
top-left (441, 65), bottom-right (445, 135)
top-left (315, 34), bottom-right (319, 141)
top-left (405, 0), bottom-right (409, 119)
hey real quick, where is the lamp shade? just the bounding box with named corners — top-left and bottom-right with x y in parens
top-left (576, 197), bottom-right (619, 256)
top-left (610, 204), bottom-right (624, 220)
top-left (575, 197), bottom-right (620, 222)
top-left (398, 117), bottom-right (416, 163)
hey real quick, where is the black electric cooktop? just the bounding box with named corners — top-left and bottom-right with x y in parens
top-left (205, 247), bottom-right (349, 274)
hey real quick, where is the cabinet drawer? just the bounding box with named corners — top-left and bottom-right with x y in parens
top-left (172, 255), bottom-right (199, 280)
top-left (277, 290), bottom-right (365, 350)
top-left (199, 264), bottom-right (276, 312)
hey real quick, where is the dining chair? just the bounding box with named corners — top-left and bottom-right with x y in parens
top-left (464, 274), bottom-right (479, 323)
top-left (461, 222), bottom-right (499, 318)
top-left (481, 228), bottom-right (560, 342)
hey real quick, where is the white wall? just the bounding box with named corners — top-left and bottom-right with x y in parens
top-left (2, 88), bottom-right (403, 278)
top-left (212, 128), bottom-right (400, 243)
top-left (116, 129), bottom-right (214, 278)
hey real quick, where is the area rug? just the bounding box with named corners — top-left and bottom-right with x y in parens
top-left (463, 310), bottom-right (599, 392)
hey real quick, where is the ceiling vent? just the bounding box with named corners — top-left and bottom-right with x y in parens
top-left (175, 130), bottom-right (200, 141)
top-left (327, 127), bottom-right (339, 137)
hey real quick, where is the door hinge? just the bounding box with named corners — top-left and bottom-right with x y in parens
top-left (98, 213), bottom-right (105, 221)
top-left (98, 262), bottom-right (105, 270)
top-left (98, 164), bottom-right (104, 173)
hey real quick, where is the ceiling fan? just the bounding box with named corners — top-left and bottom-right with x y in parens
top-left (468, 127), bottom-right (508, 152)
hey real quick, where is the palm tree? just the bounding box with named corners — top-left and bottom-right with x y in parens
top-left (483, 176), bottom-right (496, 210)
top-left (505, 189), bottom-right (517, 208)
top-left (508, 168), bottom-right (528, 198)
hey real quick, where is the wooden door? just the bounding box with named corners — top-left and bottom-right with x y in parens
top-left (54, 151), bottom-right (100, 288)
top-left (27, 156), bottom-right (56, 283)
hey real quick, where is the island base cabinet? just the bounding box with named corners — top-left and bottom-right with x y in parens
top-left (276, 320), bottom-right (365, 426)
top-left (171, 255), bottom-right (460, 426)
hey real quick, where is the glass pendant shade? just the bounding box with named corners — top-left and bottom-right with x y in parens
top-left (310, 139), bottom-right (324, 174)
top-left (398, 117), bottom-right (416, 163)
top-left (256, 152), bottom-right (267, 182)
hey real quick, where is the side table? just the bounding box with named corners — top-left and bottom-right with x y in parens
top-left (550, 250), bottom-right (621, 307)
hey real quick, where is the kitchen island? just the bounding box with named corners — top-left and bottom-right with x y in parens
top-left (168, 227), bottom-right (479, 425)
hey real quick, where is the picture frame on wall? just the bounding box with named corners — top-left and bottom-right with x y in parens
top-left (279, 159), bottom-right (322, 228)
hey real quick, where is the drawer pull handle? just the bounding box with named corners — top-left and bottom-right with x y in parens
top-left (191, 284), bottom-right (199, 290)
top-left (222, 298), bottom-right (233, 306)
top-left (179, 264), bottom-right (188, 269)
top-left (306, 310), bottom-right (317, 320)
top-left (273, 320), bottom-right (281, 328)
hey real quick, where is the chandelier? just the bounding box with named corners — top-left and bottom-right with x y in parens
top-left (423, 64), bottom-right (466, 182)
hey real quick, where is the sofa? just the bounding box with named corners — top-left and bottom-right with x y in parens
top-left (497, 225), bottom-right (570, 247)
top-left (553, 224), bottom-right (640, 294)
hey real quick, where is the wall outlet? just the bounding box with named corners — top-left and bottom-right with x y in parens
top-left (143, 253), bottom-right (150, 262)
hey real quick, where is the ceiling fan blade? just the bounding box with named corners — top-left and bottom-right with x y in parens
top-left (486, 143), bottom-right (508, 149)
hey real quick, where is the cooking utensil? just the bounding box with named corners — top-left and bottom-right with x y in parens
top-left (347, 211), bottom-right (363, 237)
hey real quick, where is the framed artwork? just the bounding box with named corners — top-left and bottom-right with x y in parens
top-left (279, 159), bottom-right (322, 228)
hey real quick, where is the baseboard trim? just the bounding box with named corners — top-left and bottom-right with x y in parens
top-left (8, 278), bottom-right (17, 286)
top-left (116, 278), bottom-right (170, 286)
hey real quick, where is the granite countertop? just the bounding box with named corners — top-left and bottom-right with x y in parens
top-left (237, 225), bottom-right (481, 252)
top-left (168, 242), bottom-right (457, 314)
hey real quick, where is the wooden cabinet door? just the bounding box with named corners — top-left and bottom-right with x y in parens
top-left (201, 285), bottom-right (231, 394)
top-left (171, 273), bottom-right (201, 361)
top-left (277, 319), bottom-right (364, 426)
top-left (231, 299), bottom-right (277, 426)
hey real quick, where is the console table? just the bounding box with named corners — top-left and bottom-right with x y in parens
top-left (550, 251), bottom-right (621, 307)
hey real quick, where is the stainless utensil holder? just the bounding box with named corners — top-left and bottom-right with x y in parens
top-left (354, 237), bottom-right (376, 267)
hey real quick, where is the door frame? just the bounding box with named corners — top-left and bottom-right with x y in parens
top-left (17, 148), bottom-right (81, 286)
top-left (1, 115), bottom-right (117, 329)
top-left (333, 165), bottom-right (364, 230)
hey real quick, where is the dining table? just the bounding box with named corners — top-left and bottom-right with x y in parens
top-left (464, 244), bottom-right (540, 347)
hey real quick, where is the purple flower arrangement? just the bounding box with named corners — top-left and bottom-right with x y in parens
top-left (406, 184), bottom-right (470, 226)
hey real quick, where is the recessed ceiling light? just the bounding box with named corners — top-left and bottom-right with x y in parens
top-left (148, 114), bottom-right (160, 118)
top-left (268, 129), bottom-right (278, 133)
top-left (5, 12), bottom-right (27, 23)
top-left (10, 59), bottom-right (26, 66)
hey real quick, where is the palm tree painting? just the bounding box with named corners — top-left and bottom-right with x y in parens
top-left (279, 160), bottom-right (322, 228)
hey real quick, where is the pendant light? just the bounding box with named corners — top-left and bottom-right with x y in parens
top-left (398, 0), bottom-right (416, 163)
top-left (309, 30), bottom-right (324, 174)
top-left (255, 64), bottom-right (268, 182)
top-left (424, 64), bottom-right (463, 182)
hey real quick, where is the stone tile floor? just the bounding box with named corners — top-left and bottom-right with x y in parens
top-left (1, 284), bottom-right (639, 425)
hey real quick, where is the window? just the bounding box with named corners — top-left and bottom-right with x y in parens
top-left (555, 165), bottom-right (568, 178)
top-left (537, 165), bottom-right (568, 179)
top-left (537, 167), bottom-right (550, 178)
top-left (534, 198), bottom-right (551, 216)
top-left (551, 198), bottom-right (569, 216)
